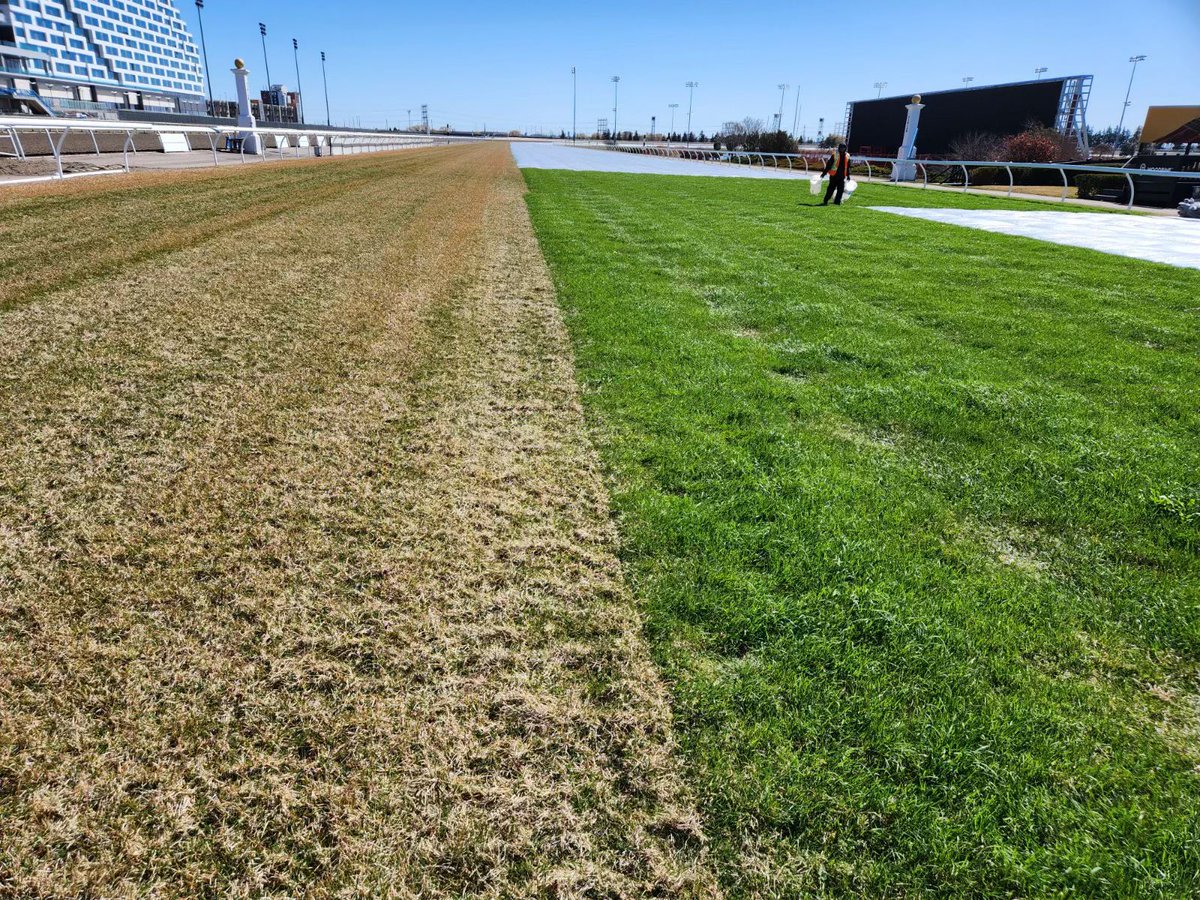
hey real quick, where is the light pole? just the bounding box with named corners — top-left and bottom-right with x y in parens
top-left (685, 80), bottom-right (697, 146)
top-left (194, 0), bottom-right (213, 112)
top-left (874, 81), bottom-right (887, 98)
top-left (320, 51), bottom-right (330, 127)
top-left (572, 66), bottom-right (577, 143)
top-left (292, 38), bottom-right (304, 124)
top-left (259, 23), bottom-right (272, 90)
top-left (611, 75), bottom-right (620, 141)
top-left (776, 83), bottom-right (789, 133)
top-left (1035, 67), bottom-right (1048, 80)
top-left (1118, 55), bottom-right (1147, 136)
top-left (258, 23), bottom-right (274, 122)
top-left (668, 103), bottom-right (678, 147)
top-left (791, 88), bottom-right (801, 139)
top-left (962, 76), bottom-right (975, 88)
top-left (650, 115), bottom-right (656, 141)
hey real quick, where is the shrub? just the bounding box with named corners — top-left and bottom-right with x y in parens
top-left (968, 166), bottom-right (1008, 186)
top-left (1075, 174), bottom-right (1127, 200)
top-left (1005, 130), bottom-right (1060, 163)
top-left (950, 132), bottom-right (1006, 162)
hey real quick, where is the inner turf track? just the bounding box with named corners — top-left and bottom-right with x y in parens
top-left (523, 167), bottom-right (1200, 898)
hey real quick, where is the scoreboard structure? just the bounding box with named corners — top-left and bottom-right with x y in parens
top-left (845, 76), bottom-right (1092, 158)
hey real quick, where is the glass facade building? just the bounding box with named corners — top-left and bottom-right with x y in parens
top-left (0, 0), bottom-right (205, 115)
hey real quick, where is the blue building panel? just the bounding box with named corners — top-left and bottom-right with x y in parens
top-left (0, 0), bottom-right (205, 109)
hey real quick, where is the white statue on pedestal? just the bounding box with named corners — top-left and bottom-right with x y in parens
top-left (232, 58), bottom-right (263, 155)
top-left (894, 95), bottom-right (924, 182)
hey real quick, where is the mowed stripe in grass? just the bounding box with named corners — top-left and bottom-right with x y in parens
top-left (0, 146), bottom-right (716, 897)
top-left (523, 171), bottom-right (1200, 897)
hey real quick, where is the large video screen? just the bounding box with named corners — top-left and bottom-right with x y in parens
top-left (848, 79), bottom-right (1068, 156)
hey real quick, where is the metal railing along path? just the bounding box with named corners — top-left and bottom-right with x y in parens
top-left (601, 144), bottom-right (1199, 210)
top-left (0, 115), bottom-right (475, 182)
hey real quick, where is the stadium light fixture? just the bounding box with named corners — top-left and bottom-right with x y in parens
top-left (668, 103), bottom-right (679, 147)
top-left (259, 22), bottom-right (272, 101)
top-left (874, 81), bottom-right (888, 98)
top-left (962, 76), bottom-right (975, 87)
top-left (685, 81), bottom-right (698, 147)
top-left (292, 39), bottom-right (304, 124)
top-left (1034, 67), bottom-right (1048, 80)
top-left (1117, 55), bottom-right (1147, 136)
top-left (194, 1), bottom-right (213, 110)
top-left (776, 84), bottom-right (789, 133)
top-left (321, 51), bottom-right (330, 127)
top-left (611, 75), bottom-right (620, 140)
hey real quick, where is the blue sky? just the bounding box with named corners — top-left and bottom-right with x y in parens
top-left (182, 0), bottom-right (1197, 136)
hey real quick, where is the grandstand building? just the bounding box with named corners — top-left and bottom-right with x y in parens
top-left (0, 0), bottom-right (205, 116)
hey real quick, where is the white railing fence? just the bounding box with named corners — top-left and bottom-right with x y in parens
top-left (598, 143), bottom-right (1199, 211)
top-left (0, 115), bottom-right (477, 182)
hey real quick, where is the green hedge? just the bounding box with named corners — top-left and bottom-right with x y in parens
top-left (1076, 174), bottom-right (1127, 200)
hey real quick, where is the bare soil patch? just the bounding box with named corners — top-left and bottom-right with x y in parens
top-left (0, 158), bottom-right (122, 178)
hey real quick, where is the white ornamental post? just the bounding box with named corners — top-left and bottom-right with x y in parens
top-left (232, 58), bottom-right (262, 155)
top-left (894, 94), bottom-right (924, 181)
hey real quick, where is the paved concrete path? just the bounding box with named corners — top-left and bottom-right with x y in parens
top-left (870, 207), bottom-right (1200, 270)
top-left (511, 142), bottom-right (808, 180)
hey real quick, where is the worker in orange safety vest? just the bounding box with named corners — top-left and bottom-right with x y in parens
top-left (821, 143), bottom-right (851, 206)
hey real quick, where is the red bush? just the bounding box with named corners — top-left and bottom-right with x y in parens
top-left (1005, 130), bottom-right (1061, 163)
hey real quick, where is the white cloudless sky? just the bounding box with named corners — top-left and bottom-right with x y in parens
top-left (185, 0), bottom-right (1198, 135)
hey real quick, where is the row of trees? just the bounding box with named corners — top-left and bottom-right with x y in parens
top-left (711, 118), bottom-right (847, 153)
top-left (1088, 126), bottom-right (1143, 157)
top-left (713, 119), bottom-right (799, 153)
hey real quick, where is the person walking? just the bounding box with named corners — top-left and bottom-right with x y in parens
top-left (821, 143), bottom-right (851, 206)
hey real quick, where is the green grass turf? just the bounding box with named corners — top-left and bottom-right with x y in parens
top-left (522, 172), bottom-right (1200, 897)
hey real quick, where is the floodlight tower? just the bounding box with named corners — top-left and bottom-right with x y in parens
top-left (791, 88), bottom-right (801, 138)
top-left (874, 81), bottom-right (887, 98)
top-left (292, 38), bottom-right (304, 124)
top-left (194, 1), bottom-right (213, 110)
top-left (685, 81), bottom-right (698, 146)
top-left (962, 76), bottom-right (975, 87)
top-left (611, 75), bottom-right (620, 141)
top-left (1117, 55), bottom-right (1147, 136)
top-left (668, 102), bottom-right (679, 147)
top-left (259, 23), bottom-right (272, 91)
top-left (1035, 67), bottom-right (1048, 80)
top-left (776, 84), bottom-right (789, 133)
top-left (321, 51), bottom-right (330, 127)
top-left (572, 66), bottom-right (577, 143)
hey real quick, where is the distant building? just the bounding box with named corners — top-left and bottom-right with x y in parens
top-left (0, 0), bottom-right (205, 116)
top-left (258, 83), bottom-right (299, 124)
